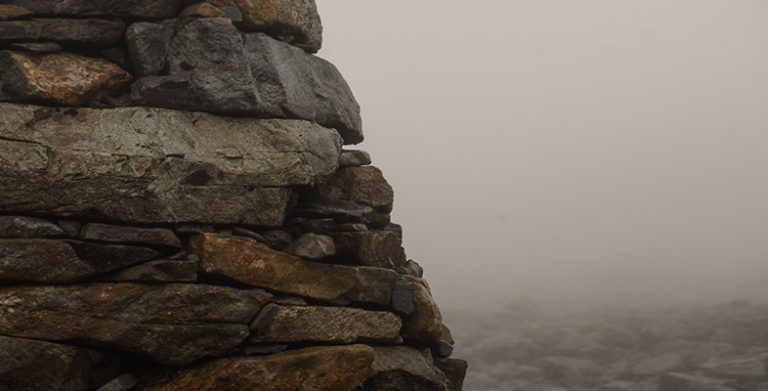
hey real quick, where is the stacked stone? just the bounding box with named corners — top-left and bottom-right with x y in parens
top-left (0, 1), bottom-right (466, 390)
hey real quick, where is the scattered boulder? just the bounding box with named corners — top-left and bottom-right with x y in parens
top-left (364, 346), bottom-right (450, 391)
top-left (142, 345), bottom-right (374, 391)
top-left (0, 18), bottom-right (125, 48)
top-left (0, 216), bottom-right (64, 238)
top-left (283, 233), bottom-right (336, 260)
top-left (251, 303), bottom-right (402, 344)
top-left (318, 166), bottom-right (394, 212)
top-left (80, 223), bottom-right (181, 248)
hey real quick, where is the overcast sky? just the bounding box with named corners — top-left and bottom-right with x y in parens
top-left (317, 0), bottom-right (768, 311)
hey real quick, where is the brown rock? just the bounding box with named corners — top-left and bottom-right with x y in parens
top-left (364, 346), bottom-right (450, 391)
top-left (401, 278), bottom-right (445, 344)
top-left (0, 5), bottom-right (32, 20)
top-left (251, 303), bottom-right (402, 344)
top-left (318, 166), bottom-right (395, 212)
top-left (180, 2), bottom-right (224, 17)
top-left (1, 0), bottom-right (182, 19)
top-left (104, 259), bottom-right (197, 282)
top-left (0, 216), bottom-right (64, 238)
top-left (190, 233), bottom-right (401, 306)
top-left (332, 230), bottom-right (406, 270)
top-left (0, 18), bottom-right (125, 48)
top-left (80, 223), bottom-right (181, 248)
top-left (0, 283), bottom-right (271, 365)
top-left (435, 358), bottom-right (468, 391)
top-left (143, 345), bottom-right (374, 391)
top-left (0, 335), bottom-right (121, 391)
top-left (283, 233), bottom-right (336, 260)
top-left (0, 51), bottom-right (130, 106)
top-left (8, 42), bottom-right (64, 53)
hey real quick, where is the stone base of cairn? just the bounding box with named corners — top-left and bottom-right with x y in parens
top-left (0, 1), bottom-right (466, 390)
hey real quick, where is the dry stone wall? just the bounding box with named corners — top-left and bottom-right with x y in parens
top-left (0, 1), bottom-right (466, 390)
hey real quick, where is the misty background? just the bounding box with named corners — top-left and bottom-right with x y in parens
top-left (318, 0), bottom-right (768, 314)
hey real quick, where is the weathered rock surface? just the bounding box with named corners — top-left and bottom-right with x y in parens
top-left (0, 5), bottom-right (32, 20)
top-left (202, 0), bottom-right (323, 53)
top-left (0, 239), bottom-right (161, 283)
top-left (0, 103), bottom-right (342, 225)
top-left (0, 335), bottom-right (121, 391)
top-left (0, 18), bottom-right (125, 47)
top-left (0, 216), bottom-right (64, 237)
top-left (364, 346), bottom-right (450, 391)
top-left (126, 17), bottom-right (362, 144)
top-left (81, 223), bottom-right (181, 248)
top-left (402, 278), bottom-right (445, 344)
top-left (104, 259), bottom-right (197, 282)
top-left (332, 231), bottom-right (406, 270)
top-left (0, 51), bottom-right (131, 105)
top-left (0, 283), bottom-right (271, 365)
top-left (340, 149), bottom-right (372, 167)
top-left (283, 232), bottom-right (336, 260)
top-left (191, 233), bottom-right (402, 306)
top-left (251, 304), bottom-right (402, 344)
top-left (97, 374), bottom-right (138, 391)
top-left (8, 42), bottom-right (65, 53)
top-left (143, 345), bottom-right (374, 391)
top-left (318, 166), bottom-right (394, 212)
top-left (435, 358), bottom-right (469, 391)
top-left (180, 2), bottom-right (224, 18)
top-left (1, 0), bottom-right (182, 19)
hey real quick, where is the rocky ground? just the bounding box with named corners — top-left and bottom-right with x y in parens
top-left (450, 299), bottom-right (768, 391)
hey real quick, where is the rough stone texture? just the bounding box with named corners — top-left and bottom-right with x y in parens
top-left (0, 283), bottom-right (271, 365)
top-left (0, 103), bottom-right (341, 225)
top-left (293, 197), bottom-right (376, 224)
top-left (143, 345), bottom-right (374, 391)
top-left (0, 239), bottom-right (163, 283)
top-left (191, 233), bottom-right (402, 306)
top-left (364, 346), bottom-right (450, 391)
top-left (435, 358), bottom-right (469, 391)
top-left (332, 231), bottom-right (406, 270)
top-left (0, 216), bottom-right (64, 237)
top-left (81, 223), bottom-right (181, 248)
top-left (180, 2), bottom-right (224, 18)
top-left (0, 0), bottom-right (182, 19)
top-left (126, 18), bottom-right (362, 144)
top-left (202, 0), bottom-right (323, 53)
top-left (0, 5), bottom-right (32, 20)
top-left (0, 51), bottom-right (131, 106)
top-left (251, 304), bottom-right (402, 343)
top-left (402, 277), bottom-right (445, 344)
top-left (8, 42), bottom-right (65, 53)
top-left (97, 374), bottom-right (138, 391)
top-left (318, 166), bottom-right (395, 212)
top-left (282, 232), bottom-right (336, 260)
top-left (104, 259), bottom-right (198, 282)
top-left (0, 19), bottom-right (125, 48)
top-left (340, 149), bottom-right (372, 167)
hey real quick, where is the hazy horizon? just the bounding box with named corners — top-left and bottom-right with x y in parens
top-left (318, 0), bottom-right (768, 312)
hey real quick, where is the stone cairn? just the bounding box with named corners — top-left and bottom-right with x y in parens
top-left (0, 1), bottom-right (467, 390)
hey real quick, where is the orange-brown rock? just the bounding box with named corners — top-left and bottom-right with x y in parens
top-left (190, 233), bottom-right (402, 306)
top-left (401, 277), bottom-right (445, 345)
top-left (143, 345), bottom-right (374, 391)
top-left (180, 2), bottom-right (224, 18)
top-left (0, 51), bottom-right (130, 106)
top-left (0, 5), bottom-right (31, 20)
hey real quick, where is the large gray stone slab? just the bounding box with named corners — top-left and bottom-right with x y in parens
top-left (0, 103), bottom-right (342, 226)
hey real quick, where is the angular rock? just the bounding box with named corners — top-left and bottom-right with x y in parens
top-left (104, 259), bottom-right (197, 282)
top-left (334, 222), bottom-right (369, 232)
top-left (80, 223), bottom-right (181, 248)
top-left (435, 358), bottom-right (468, 391)
top-left (191, 233), bottom-right (402, 306)
top-left (0, 216), bottom-right (64, 237)
top-left (180, 2), bottom-right (224, 18)
top-left (283, 233), bottom-right (336, 260)
top-left (659, 373), bottom-right (738, 391)
top-left (332, 230), bottom-right (406, 269)
top-left (1, 0), bottom-right (182, 19)
top-left (291, 217), bottom-right (335, 235)
top-left (251, 303), bottom-right (402, 343)
top-left (0, 104), bottom-right (342, 225)
top-left (340, 149), bottom-right (372, 167)
top-left (432, 324), bottom-right (456, 358)
top-left (260, 229), bottom-right (294, 249)
top-left (0, 51), bottom-right (131, 106)
top-left (0, 283), bottom-right (271, 365)
top-left (364, 346), bottom-right (450, 391)
top-left (97, 374), bottom-right (138, 391)
top-left (203, 0), bottom-right (323, 53)
top-left (143, 345), bottom-right (374, 391)
top-left (0, 19), bottom-right (125, 47)
top-left (292, 197), bottom-right (376, 223)
top-left (0, 5), bottom-right (31, 20)
top-left (0, 335), bottom-right (121, 391)
top-left (399, 259), bottom-right (425, 278)
top-left (127, 19), bottom-right (362, 144)
top-left (402, 277), bottom-right (445, 344)
top-left (318, 166), bottom-right (395, 212)
top-left (0, 239), bottom-right (161, 283)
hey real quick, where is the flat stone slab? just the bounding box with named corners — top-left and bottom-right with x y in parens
top-left (143, 345), bottom-right (374, 391)
top-left (0, 18), bottom-right (125, 48)
top-left (0, 103), bottom-right (342, 225)
top-left (80, 223), bottom-right (181, 248)
top-left (0, 283), bottom-right (271, 365)
top-left (104, 259), bottom-right (198, 282)
top-left (251, 304), bottom-right (402, 343)
top-left (191, 233), bottom-right (403, 307)
top-left (364, 346), bottom-right (450, 391)
top-left (0, 0), bottom-right (182, 19)
top-left (0, 216), bottom-right (64, 238)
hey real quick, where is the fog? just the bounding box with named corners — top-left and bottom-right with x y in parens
top-left (318, 0), bottom-right (768, 314)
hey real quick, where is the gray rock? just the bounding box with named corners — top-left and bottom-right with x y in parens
top-left (260, 229), bottom-right (294, 250)
top-left (283, 233), bottom-right (336, 260)
top-left (104, 259), bottom-right (197, 282)
top-left (96, 374), bottom-right (138, 391)
top-left (435, 358), bottom-right (469, 391)
top-left (702, 355), bottom-right (767, 379)
top-left (125, 21), bottom-right (175, 77)
top-left (1, 0), bottom-right (182, 19)
top-left (364, 346), bottom-right (450, 391)
top-left (0, 216), bottom-right (64, 238)
top-left (231, 227), bottom-right (265, 241)
top-left (0, 18), bottom-right (125, 48)
top-left (332, 230), bottom-right (406, 270)
top-left (291, 218), bottom-right (335, 235)
top-left (399, 259), bottom-right (425, 278)
top-left (392, 278), bottom-right (416, 315)
top-left (318, 166), bottom-right (394, 212)
top-left (0, 283), bottom-right (271, 365)
top-left (251, 303), bottom-right (402, 344)
top-left (81, 223), bottom-right (181, 248)
top-left (333, 223), bottom-right (369, 232)
top-left (0, 335), bottom-right (121, 391)
top-left (65, 240), bottom-right (163, 272)
top-left (58, 220), bottom-right (82, 237)
top-left (340, 149), bottom-right (372, 166)
top-left (292, 197), bottom-right (375, 223)
top-left (432, 324), bottom-right (456, 358)
top-left (401, 277), bottom-right (445, 345)
top-left (175, 224), bottom-right (215, 235)
top-left (0, 103), bottom-right (342, 226)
